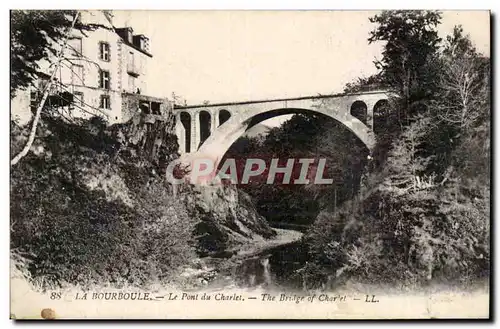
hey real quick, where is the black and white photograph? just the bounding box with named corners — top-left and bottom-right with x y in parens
top-left (9, 9), bottom-right (491, 319)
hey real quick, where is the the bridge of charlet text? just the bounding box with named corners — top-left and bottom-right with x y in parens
top-left (173, 90), bottom-right (392, 166)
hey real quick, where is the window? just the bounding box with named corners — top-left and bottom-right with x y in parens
top-left (128, 51), bottom-right (134, 68)
top-left (71, 64), bottom-right (84, 85)
top-left (73, 92), bottom-right (84, 107)
top-left (100, 95), bottom-right (110, 109)
top-left (128, 75), bottom-right (135, 92)
top-left (127, 51), bottom-right (140, 76)
top-left (99, 42), bottom-right (110, 61)
top-left (68, 37), bottom-right (82, 56)
top-left (99, 70), bottom-right (110, 89)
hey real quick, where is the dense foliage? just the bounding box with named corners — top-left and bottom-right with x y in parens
top-left (10, 116), bottom-right (198, 288)
top-left (303, 13), bottom-right (490, 288)
top-left (224, 114), bottom-right (368, 228)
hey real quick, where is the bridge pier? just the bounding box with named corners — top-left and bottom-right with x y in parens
top-left (177, 109), bottom-right (222, 154)
top-left (213, 109), bottom-right (220, 129)
top-left (365, 100), bottom-right (377, 129)
top-left (190, 111), bottom-right (200, 152)
top-left (175, 112), bottom-right (186, 154)
top-left (210, 109), bottom-right (218, 134)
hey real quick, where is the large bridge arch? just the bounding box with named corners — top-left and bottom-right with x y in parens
top-left (175, 90), bottom-right (392, 167)
top-left (194, 106), bottom-right (375, 168)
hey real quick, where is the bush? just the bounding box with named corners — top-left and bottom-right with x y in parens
top-left (304, 116), bottom-right (490, 288)
top-left (10, 116), bottom-right (197, 288)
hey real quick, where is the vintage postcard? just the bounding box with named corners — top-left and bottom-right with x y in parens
top-left (10, 9), bottom-right (491, 319)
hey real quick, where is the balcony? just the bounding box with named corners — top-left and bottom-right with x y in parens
top-left (127, 63), bottom-right (140, 77)
top-left (122, 92), bottom-right (171, 123)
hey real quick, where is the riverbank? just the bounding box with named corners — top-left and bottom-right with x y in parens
top-left (193, 228), bottom-right (303, 290)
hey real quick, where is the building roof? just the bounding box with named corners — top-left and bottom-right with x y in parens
top-left (119, 37), bottom-right (153, 58)
top-left (114, 27), bottom-right (153, 58)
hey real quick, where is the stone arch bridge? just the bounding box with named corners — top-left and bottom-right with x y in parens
top-left (174, 90), bottom-right (391, 166)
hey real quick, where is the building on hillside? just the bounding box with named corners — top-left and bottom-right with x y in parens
top-left (11, 11), bottom-right (171, 126)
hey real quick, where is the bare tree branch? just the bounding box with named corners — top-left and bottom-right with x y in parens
top-left (11, 12), bottom-right (81, 166)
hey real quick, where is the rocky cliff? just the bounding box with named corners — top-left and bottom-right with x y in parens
top-left (110, 106), bottom-right (276, 256)
top-left (10, 106), bottom-right (276, 288)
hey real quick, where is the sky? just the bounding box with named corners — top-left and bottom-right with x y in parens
top-left (110, 10), bottom-right (490, 107)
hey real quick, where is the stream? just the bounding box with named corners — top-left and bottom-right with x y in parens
top-left (233, 229), bottom-right (309, 290)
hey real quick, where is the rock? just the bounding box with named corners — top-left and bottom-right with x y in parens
top-left (185, 183), bottom-right (276, 257)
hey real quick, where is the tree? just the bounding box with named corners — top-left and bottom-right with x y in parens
top-left (421, 26), bottom-right (490, 179)
top-left (305, 15), bottom-right (490, 287)
top-left (10, 10), bottom-right (106, 98)
top-left (343, 73), bottom-right (387, 94)
top-left (11, 11), bottom-right (82, 166)
top-left (368, 11), bottom-right (442, 122)
top-left (10, 10), bottom-right (109, 166)
top-left (434, 26), bottom-right (490, 130)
